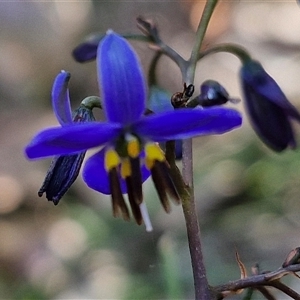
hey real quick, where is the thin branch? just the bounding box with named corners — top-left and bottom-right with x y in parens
top-left (136, 17), bottom-right (187, 75)
top-left (267, 281), bottom-right (300, 300)
top-left (255, 287), bottom-right (276, 300)
top-left (186, 0), bottom-right (219, 84)
top-left (214, 264), bottom-right (300, 295)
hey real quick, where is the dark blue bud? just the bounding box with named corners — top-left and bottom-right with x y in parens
top-left (38, 105), bottom-right (95, 204)
top-left (38, 153), bottom-right (85, 205)
top-left (240, 59), bottom-right (300, 152)
top-left (198, 80), bottom-right (230, 107)
top-left (72, 34), bottom-right (103, 63)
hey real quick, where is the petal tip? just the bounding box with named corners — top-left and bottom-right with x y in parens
top-left (24, 145), bottom-right (36, 160)
top-left (106, 29), bottom-right (114, 35)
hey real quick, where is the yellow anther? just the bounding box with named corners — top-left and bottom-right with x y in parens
top-left (145, 143), bottom-right (165, 162)
top-left (127, 138), bottom-right (140, 158)
top-left (104, 149), bottom-right (120, 171)
top-left (145, 157), bottom-right (154, 170)
top-left (120, 158), bottom-right (131, 178)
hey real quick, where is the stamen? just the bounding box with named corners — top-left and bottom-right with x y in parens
top-left (126, 135), bottom-right (140, 158)
top-left (159, 161), bottom-right (181, 205)
top-left (130, 157), bottom-right (143, 204)
top-left (145, 156), bottom-right (154, 170)
top-left (125, 176), bottom-right (143, 225)
top-left (105, 149), bottom-right (120, 171)
top-left (109, 168), bottom-right (130, 221)
top-left (145, 143), bottom-right (165, 162)
top-left (151, 161), bottom-right (171, 213)
top-left (120, 158), bottom-right (131, 178)
top-left (139, 202), bottom-right (153, 232)
top-left (145, 143), bottom-right (166, 171)
top-left (150, 160), bottom-right (181, 212)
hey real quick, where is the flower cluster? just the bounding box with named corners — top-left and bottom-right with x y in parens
top-left (25, 31), bottom-right (242, 229)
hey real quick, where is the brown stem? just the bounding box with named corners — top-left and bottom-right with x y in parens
top-left (214, 264), bottom-right (300, 297)
top-left (256, 287), bottom-right (276, 300)
top-left (181, 139), bottom-right (213, 300)
top-left (165, 139), bottom-right (213, 299)
top-left (267, 281), bottom-right (300, 299)
top-left (181, 192), bottom-right (213, 299)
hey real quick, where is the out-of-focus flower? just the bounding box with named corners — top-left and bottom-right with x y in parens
top-left (25, 32), bottom-right (242, 228)
top-left (148, 86), bottom-right (182, 159)
top-left (38, 71), bottom-right (96, 205)
top-left (148, 86), bottom-right (173, 114)
top-left (72, 33), bottom-right (102, 63)
top-left (240, 59), bottom-right (300, 152)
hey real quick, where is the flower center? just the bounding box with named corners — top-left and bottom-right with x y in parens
top-left (103, 134), bottom-right (181, 228)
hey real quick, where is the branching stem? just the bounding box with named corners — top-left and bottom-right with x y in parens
top-left (214, 264), bottom-right (300, 299)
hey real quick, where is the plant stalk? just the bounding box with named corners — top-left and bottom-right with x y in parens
top-left (180, 1), bottom-right (219, 299)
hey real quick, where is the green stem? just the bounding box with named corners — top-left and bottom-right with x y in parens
top-left (148, 52), bottom-right (162, 86)
top-left (154, 41), bottom-right (187, 76)
top-left (186, 0), bottom-right (219, 84)
top-left (181, 1), bottom-right (219, 299)
top-left (123, 33), bottom-right (152, 42)
top-left (198, 43), bottom-right (252, 64)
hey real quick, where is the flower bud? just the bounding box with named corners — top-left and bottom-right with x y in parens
top-left (198, 80), bottom-right (231, 107)
top-left (38, 105), bottom-right (95, 204)
top-left (240, 59), bottom-right (300, 151)
top-left (72, 34), bottom-right (103, 63)
top-left (282, 247), bottom-right (300, 267)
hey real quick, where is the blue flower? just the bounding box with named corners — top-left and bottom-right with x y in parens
top-left (240, 59), bottom-right (300, 151)
top-left (26, 31), bottom-right (241, 226)
top-left (38, 71), bottom-right (95, 204)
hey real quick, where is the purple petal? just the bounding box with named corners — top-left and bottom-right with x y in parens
top-left (25, 122), bottom-right (122, 159)
top-left (133, 107), bottom-right (242, 141)
top-left (83, 148), bottom-right (119, 194)
top-left (52, 71), bottom-right (73, 125)
top-left (83, 148), bottom-right (150, 195)
top-left (98, 31), bottom-right (146, 124)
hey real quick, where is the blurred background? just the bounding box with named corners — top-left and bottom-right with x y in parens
top-left (0, 0), bottom-right (300, 299)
